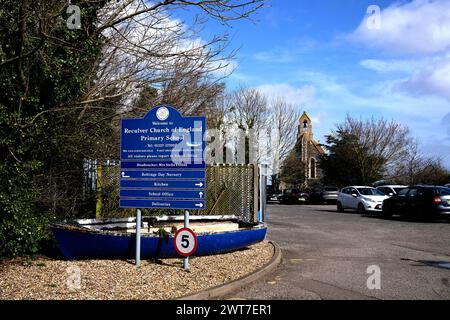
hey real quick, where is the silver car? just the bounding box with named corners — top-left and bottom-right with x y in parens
top-left (337, 186), bottom-right (389, 214)
top-left (322, 186), bottom-right (339, 203)
top-left (376, 185), bottom-right (407, 197)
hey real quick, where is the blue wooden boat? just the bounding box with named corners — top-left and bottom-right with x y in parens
top-left (51, 215), bottom-right (267, 260)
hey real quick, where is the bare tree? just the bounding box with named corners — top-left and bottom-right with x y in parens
top-left (413, 158), bottom-right (450, 185)
top-left (335, 115), bottom-right (411, 184)
top-left (66, 0), bottom-right (266, 160)
top-left (20, 0), bottom-right (265, 125)
top-left (96, 0), bottom-right (266, 33)
top-left (268, 97), bottom-right (301, 181)
top-left (81, 1), bottom-right (236, 118)
top-left (391, 139), bottom-right (450, 185)
top-left (228, 87), bottom-right (269, 164)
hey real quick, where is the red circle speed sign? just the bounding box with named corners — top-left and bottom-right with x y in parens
top-left (173, 228), bottom-right (198, 257)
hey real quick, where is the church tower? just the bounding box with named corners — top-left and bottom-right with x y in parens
top-left (297, 112), bottom-right (324, 187)
top-left (298, 112), bottom-right (313, 165)
top-left (298, 111), bottom-right (313, 140)
top-left (280, 111), bottom-right (325, 190)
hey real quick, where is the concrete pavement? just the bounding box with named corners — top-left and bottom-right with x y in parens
top-left (225, 204), bottom-right (450, 300)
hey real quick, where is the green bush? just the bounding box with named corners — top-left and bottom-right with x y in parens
top-left (0, 211), bottom-right (51, 257)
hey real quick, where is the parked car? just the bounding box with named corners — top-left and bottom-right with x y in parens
top-left (321, 186), bottom-right (339, 204)
top-left (266, 188), bottom-right (282, 203)
top-left (278, 189), bottom-right (309, 205)
top-left (381, 185), bottom-right (450, 220)
top-left (308, 186), bottom-right (339, 204)
top-left (298, 189), bottom-right (311, 203)
top-left (337, 186), bottom-right (389, 214)
top-left (376, 185), bottom-right (408, 196)
top-left (445, 183), bottom-right (450, 188)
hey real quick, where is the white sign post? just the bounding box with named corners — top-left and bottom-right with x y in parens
top-left (136, 208), bottom-right (141, 267)
top-left (184, 210), bottom-right (189, 270)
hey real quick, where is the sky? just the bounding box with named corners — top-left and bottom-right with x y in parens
top-left (175, 0), bottom-right (450, 168)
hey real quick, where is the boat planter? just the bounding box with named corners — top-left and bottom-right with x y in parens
top-left (51, 215), bottom-right (267, 260)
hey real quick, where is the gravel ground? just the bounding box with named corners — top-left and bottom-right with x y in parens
top-left (0, 241), bottom-right (273, 300)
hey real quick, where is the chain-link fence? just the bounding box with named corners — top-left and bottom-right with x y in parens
top-left (84, 161), bottom-right (259, 223)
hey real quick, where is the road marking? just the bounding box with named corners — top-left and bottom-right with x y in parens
top-left (289, 258), bottom-right (315, 264)
top-left (290, 259), bottom-right (303, 263)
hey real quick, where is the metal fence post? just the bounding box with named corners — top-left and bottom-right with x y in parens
top-left (261, 171), bottom-right (267, 222)
top-left (253, 165), bottom-right (259, 223)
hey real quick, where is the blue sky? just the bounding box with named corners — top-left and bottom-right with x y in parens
top-left (176, 0), bottom-right (450, 168)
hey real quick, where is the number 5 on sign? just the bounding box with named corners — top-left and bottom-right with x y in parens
top-left (174, 228), bottom-right (198, 257)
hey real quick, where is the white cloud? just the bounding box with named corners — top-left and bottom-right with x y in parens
top-left (351, 0), bottom-right (450, 102)
top-left (350, 0), bottom-right (450, 55)
top-left (360, 59), bottom-right (422, 73)
top-left (401, 55), bottom-right (450, 100)
top-left (255, 83), bottom-right (316, 106)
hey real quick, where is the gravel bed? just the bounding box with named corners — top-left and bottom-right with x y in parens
top-left (0, 241), bottom-right (273, 300)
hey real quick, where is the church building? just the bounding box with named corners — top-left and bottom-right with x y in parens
top-left (280, 112), bottom-right (325, 189)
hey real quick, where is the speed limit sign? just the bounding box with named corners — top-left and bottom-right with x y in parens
top-left (174, 228), bottom-right (198, 257)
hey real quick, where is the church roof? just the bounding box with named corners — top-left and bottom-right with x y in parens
top-left (300, 111), bottom-right (311, 122)
top-left (311, 139), bottom-right (326, 155)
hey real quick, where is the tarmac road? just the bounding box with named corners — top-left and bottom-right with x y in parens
top-left (226, 204), bottom-right (450, 300)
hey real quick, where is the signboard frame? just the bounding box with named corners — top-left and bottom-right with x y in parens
top-left (119, 105), bottom-right (206, 210)
top-left (119, 105), bottom-right (205, 268)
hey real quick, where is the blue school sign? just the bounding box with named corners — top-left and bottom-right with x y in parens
top-left (119, 105), bottom-right (206, 210)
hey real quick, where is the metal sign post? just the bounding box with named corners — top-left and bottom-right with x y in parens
top-left (184, 210), bottom-right (189, 271)
top-left (136, 208), bottom-right (141, 267)
top-left (258, 164), bottom-right (268, 222)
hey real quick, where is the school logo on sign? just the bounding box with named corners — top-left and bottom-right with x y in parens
top-left (156, 106), bottom-right (169, 121)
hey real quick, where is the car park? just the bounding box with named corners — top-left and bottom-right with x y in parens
top-left (381, 185), bottom-right (450, 220)
top-left (337, 186), bottom-right (389, 214)
top-left (376, 185), bottom-right (407, 197)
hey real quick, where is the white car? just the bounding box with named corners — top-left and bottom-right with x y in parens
top-left (376, 185), bottom-right (408, 197)
top-left (337, 186), bottom-right (389, 214)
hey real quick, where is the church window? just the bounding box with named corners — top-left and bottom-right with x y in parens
top-left (310, 158), bottom-right (316, 179)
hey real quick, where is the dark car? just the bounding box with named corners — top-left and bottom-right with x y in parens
top-left (381, 185), bottom-right (450, 220)
top-left (266, 188), bottom-right (282, 203)
top-left (278, 189), bottom-right (308, 205)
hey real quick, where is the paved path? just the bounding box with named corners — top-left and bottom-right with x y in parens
top-left (226, 204), bottom-right (450, 300)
